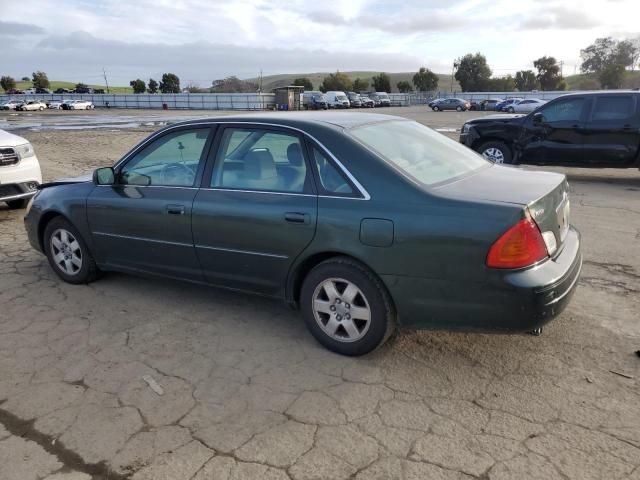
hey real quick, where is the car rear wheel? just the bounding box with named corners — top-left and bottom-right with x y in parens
top-left (6, 199), bottom-right (28, 209)
top-left (39, 106), bottom-right (44, 111)
top-left (456, 106), bottom-right (463, 112)
top-left (300, 257), bottom-right (395, 356)
top-left (478, 141), bottom-right (512, 164)
top-left (44, 217), bottom-right (100, 284)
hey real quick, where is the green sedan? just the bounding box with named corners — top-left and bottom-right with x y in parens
top-left (24, 113), bottom-right (582, 356)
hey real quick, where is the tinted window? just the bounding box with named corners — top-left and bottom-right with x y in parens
top-left (539, 98), bottom-right (585, 123)
top-left (591, 96), bottom-right (634, 121)
top-left (212, 128), bottom-right (309, 193)
top-left (120, 128), bottom-right (209, 186)
top-left (351, 120), bottom-right (487, 187)
top-left (312, 148), bottom-right (354, 195)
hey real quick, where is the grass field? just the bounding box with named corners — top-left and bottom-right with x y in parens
top-left (13, 80), bottom-right (133, 94)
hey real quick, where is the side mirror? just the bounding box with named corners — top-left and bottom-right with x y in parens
top-left (93, 167), bottom-right (115, 185)
top-left (532, 112), bottom-right (545, 125)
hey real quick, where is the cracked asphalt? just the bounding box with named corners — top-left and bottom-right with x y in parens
top-left (0, 108), bottom-right (639, 480)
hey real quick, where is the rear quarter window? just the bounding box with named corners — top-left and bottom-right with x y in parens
top-left (591, 95), bottom-right (635, 121)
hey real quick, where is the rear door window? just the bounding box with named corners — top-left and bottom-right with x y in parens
top-left (590, 95), bottom-right (635, 122)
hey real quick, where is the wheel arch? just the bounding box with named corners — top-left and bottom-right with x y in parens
top-left (286, 251), bottom-right (392, 309)
top-left (37, 210), bottom-right (68, 251)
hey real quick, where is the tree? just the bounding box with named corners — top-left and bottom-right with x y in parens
top-left (129, 79), bottom-right (146, 94)
top-left (159, 73), bottom-right (180, 93)
top-left (147, 78), bottom-right (159, 94)
top-left (514, 70), bottom-right (538, 91)
top-left (581, 37), bottom-right (637, 88)
top-left (319, 71), bottom-right (352, 93)
top-left (210, 76), bottom-right (257, 93)
top-left (32, 71), bottom-right (50, 89)
top-left (396, 81), bottom-right (412, 93)
top-left (533, 56), bottom-right (566, 90)
top-left (74, 83), bottom-right (89, 90)
top-left (412, 67), bottom-right (438, 92)
top-left (371, 72), bottom-right (391, 92)
top-left (0, 75), bottom-right (16, 92)
top-left (21, 76), bottom-right (29, 81)
top-left (353, 78), bottom-right (369, 92)
top-left (292, 77), bottom-right (313, 90)
top-left (486, 75), bottom-right (515, 92)
top-left (454, 53), bottom-right (492, 91)
top-left (599, 64), bottom-right (626, 89)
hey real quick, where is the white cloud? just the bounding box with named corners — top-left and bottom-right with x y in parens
top-left (0, 0), bottom-right (638, 85)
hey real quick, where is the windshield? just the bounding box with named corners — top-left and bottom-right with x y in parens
top-left (378, 94), bottom-right (389, 99)
top-left (336, 95), bottom-right (347, 101)
top-left (350, 120), bottom-right (488, 187)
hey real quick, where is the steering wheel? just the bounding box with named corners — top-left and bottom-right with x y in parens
top-left (159, 163), bottom-right (194, 186)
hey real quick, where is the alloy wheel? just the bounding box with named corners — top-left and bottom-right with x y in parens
top-left (50, 228), bottom-right (83, 275)
top-left (312, 278), bottom-right (371, 342)
top-left (482, 147), bottom-right (505, 164)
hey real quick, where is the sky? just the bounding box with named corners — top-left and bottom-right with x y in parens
top-left (0, 0), bottom-right (637, 87)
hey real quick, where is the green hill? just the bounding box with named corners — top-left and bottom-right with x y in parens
top-left (564, 71), bottom-right (640, 90)
top-left (13, 80), bottom-right (133, 94)
top-left (248, 71), bottom-right (460, 93)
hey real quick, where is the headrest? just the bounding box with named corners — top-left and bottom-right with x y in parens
top-left (287, 143), bottom-right (304, 167)
top-left (244, 149), bottom-right (276, 180)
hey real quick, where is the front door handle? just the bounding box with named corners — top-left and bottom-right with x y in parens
top-left (166, 204), bottom-right (185, 215)
top-left (284, 212), bottom-right (309, 224)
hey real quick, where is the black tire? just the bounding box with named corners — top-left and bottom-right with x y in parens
top-left (456, 106), bottom-right (463, 112)
top-left (433, 105), bottom-right (440, 111)
top-left (6, 199), bottom-right (28, 209)
top-left (43, 217), bottom-right (100, 285)
top-left (477, 140), bottom-right (513, 164)
top-left (508, 107), bottom-right (515, 113)
top-left (300, 256), bottom-right (396, 356)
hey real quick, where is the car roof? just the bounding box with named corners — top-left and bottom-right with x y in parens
top-left (174, 112), bottom-right (408, 130)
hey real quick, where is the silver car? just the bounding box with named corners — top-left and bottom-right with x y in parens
top-left (507, 98), bottom-right (546, 113)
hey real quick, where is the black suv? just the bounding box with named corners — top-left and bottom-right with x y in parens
top-left (460, 92), bottom-right (640, 168)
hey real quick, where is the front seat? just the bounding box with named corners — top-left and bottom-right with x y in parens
top-left (230, 149), bottom-right (280, 191)
top-left (278, 143), bottom-right (306, 192)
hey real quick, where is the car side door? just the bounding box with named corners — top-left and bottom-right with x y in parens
top-left (86, 125), bottom-right (215, 280)
top-left (191, 125), bottom-right (318, 296)
top-left (519, 96), bottom-right (589, 165)
top-left (582, 94), bottom-right (640, 166)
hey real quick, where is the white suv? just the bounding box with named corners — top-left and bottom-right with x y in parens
top-left (0, 129), bottom-right (42, 209)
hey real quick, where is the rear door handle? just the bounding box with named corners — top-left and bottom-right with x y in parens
top-left (166, 204), bottom-right (185, 215)
top-left (284, 212), bottom-right (309, 224)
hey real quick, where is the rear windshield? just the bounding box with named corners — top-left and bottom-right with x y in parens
top-left (350, 120), bottom-right (488, 187)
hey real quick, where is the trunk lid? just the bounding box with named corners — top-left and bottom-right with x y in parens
top-left (436, 165), bottom-right (570, 252)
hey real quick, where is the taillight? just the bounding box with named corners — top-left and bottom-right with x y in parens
top-left (486, 218), bottom-right (548, 269)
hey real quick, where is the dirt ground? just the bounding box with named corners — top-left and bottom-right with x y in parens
top-left (0, 107), bottom-right (639, 480)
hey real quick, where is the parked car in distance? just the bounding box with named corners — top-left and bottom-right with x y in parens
top-left (93, 89), bottom-right (106, 94)
top-left (432, 98), bottom-right (470, 112)
top-left (74, 87), bottom-right (94, 94)
top-left (0, 128), bottom-right (42, 209)
top-left (481, 99), bottom-right (503, 111)
top-left (6, 89), bottom-right (24, 94)
top-left (25, 112), bottom-right (581, 356)
top-left (47, 100), bottom-right (65, 109)
top-left (23, 88), bottom-right (37, 95)
top-left (303, 92), bottom-right (328, 110)
top-left (368, 92), bottom-right (391, 107)
top-left (507, 98), bottom-right (546, 113)
top-left (428, 98), bottom-right (442, 108)
top-left (54, 88), bottom-right (73, 94)
top-left (358, 95), bottom-right (374, 108)
top-left (17, 100), bottom-right (47, 111)
top-left (63, 100), bottom-right (94, 110)
top-left (460, 91), bottom-right (640, 168)
top-left (347, 92), bottom-right (362, 108)
top-left (495, 98), bottom-right (523, 112)
top-left (35, 88), bottom-right (51, 94)
top-left (324, 91), bottom-right (350, 109)
top-left (1, 100), bottom-right (25, 110)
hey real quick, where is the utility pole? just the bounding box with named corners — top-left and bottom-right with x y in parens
top-left (259, 69), bottom-right (263, 93)
top-left (450, 60), bottom-right (459, 93)
top-left (559, 60), bottom-right (564, 78)
top-left (102, 68), bottom-right (110, 93)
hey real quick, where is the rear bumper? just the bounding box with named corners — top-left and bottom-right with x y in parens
top-left (383, 226), bottom-right (582, 332)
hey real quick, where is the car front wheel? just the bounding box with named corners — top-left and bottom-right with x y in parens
top-left (300, 257), bottom-right (395, 356)
top-left (44, 217), bottom-right (100, 284)
top-left (456, 106), bottom-right (463, 111)
top-left (478, 141), bottom-right (512, 164)
top-left (432, 105), bottom-right (440, 111)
